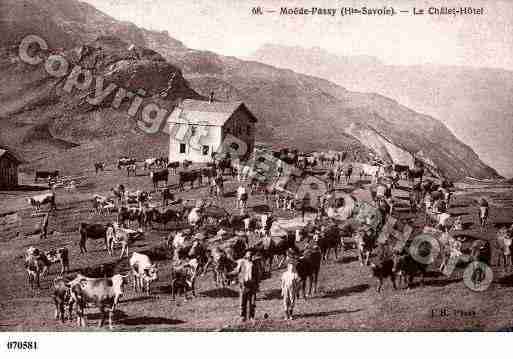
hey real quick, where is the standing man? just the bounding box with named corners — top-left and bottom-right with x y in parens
top-left (478, 198), bottom-right (489, 231)
top-left (229, 250), bottom-right (261, 322)
top-left (237, 183), bottom-right (248, 212)
top-left (162, 187), bottom-right (174, 207)
top-left (40, 211), bottom-right (50, 239)
top-left (281, 259), bottom-right (300, 320)
top-left (300, 192), bottom-right (310, 222)
top-left (345, 163), bottom-right (353, 184)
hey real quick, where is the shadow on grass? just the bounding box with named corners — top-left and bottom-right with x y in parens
top-left (200, 287), bottom-right (239, 298)
top-left (252, 204), bottom-right (271, 213)
top-left (321, 284), bottom-right (369, 299)
top-left (298, 308), bottom-right (362, 318)
top-left (2, 184), bottom-right (50, 191)
top-left (337, 256), bottom-right (358, 264)
top-left (262, 288), bottom-right (281, 300)
top-left (497, 273), bottom-right (513, 287)
top-left (224, 190), bottom-right (236, 198)
top-left (120, 316), bottom-right (185, 326)
top-left (87, 309), bottom-right (128, 321)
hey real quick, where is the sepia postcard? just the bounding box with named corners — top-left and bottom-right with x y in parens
top-left (1, 0), bottom-right (512, 347)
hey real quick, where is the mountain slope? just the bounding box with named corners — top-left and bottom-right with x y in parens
top-left (250, 43), bottom-right (513, 177)
top-left (0, 0), bottom-right (501, 180)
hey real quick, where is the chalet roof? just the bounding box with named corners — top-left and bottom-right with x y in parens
top-left (0, 147), bottom-right (24, 164)
top-left (167, 99), bottom-right (258, 127)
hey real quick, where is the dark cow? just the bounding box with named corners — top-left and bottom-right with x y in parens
top-left (167, 161), bottom-right (180, 174)
top-left (178, 170), bottom-right (201, 191)
top-left (317, 224), bottom-right (342, 261)
top-left (407, 166), bottom-right (424, 183)
top-left (468, 240), bottom-right (492, 285)
top-left (94, 162), bottom-right (105, 174)
top-left (52, 277), bottom-right (73, 322)
top-left (251, 235), bottom-right (299, 273)
top-left (170, 259), bottom-right (199, 300)
top-left (117, 206), bottom-right (149, 228)
top-left (117, 157), bottom-right (136, 169)
top-left (148, 207), bottom-right (182, 229)
top-left (296, 246), bottom-right (322, 299)
top-left (78, 223), bottom-right (108, 254)
top-left (370, 258), bottom-right (397, 292)
top-left (393, 252), bottom-right (428, 290)
top-left (393, 164), bottom-right (409, 173)
top-left (150, 169), bottom-right (169, 190)
top-left (35, 170), bottom-right (59, 182)
top-left (217, 158), bottom-right (234, 177)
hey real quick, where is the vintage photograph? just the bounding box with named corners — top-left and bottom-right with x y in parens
top-left (1, 0), bottom-right (512, 333)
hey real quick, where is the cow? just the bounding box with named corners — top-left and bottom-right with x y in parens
top-left (44, 247), bottom-right (70, 275)
top-left (27, 192), bottom-right (56, 212)
top-left (204, 247), bottom-right (237, 287)
top-left (94, 162), bottom-right (105, 174)
top-left (251, 235), bottom-right (299, 273)
top-left (150, 169), bottom-right (169, 190)
top-left (106, 223), bottom-right (143, 258)
top-left (126, 164), bottom-right (137, 177)
top-left (117, 206), bottom-right (148, 228)
top-left (68, 273), bottom-right (128, 329)
top-left (148, 207), bottom-right (182, 229)
top-left (92, 195), bottom-right (114, 215)
top-left (370, 258), bottom-right (397, 292)
top-left (360, 164), bottom-right (380, 178)
top-left (117, 157), bottom-right (136, 170)
top-left (35, 170), bottom-right (59, 182)
top-left (167, 161), bottom-right (180, 174)
top-left (393, 251), bottom-right (428, 290)
top-left (217, 158), bottom-right (234, 177)
top-left (78, 223), bottom-right (108, 254)
top-left (296, 246), bottom-right (322, 299)
top-left (129, 252), bottom-right (158, 295)
top-left (143, 158), bottom-right (158, 170)
top-left (52, 277), bottom-right (73, 322)
top-left (178, 170), bottom-right (201, 191)
top-left (24, 248), bottom-right (50, 289)
top-left (317, 224), bottom-right (342, 261)
top-left (407, 166), bottom-right (424, 184)
top-left (183, 160), bottom-right (192, 169)
top-left (170, 259), bottom-right (199, 300)
top-left (354, 225), bottom-right (377, 266)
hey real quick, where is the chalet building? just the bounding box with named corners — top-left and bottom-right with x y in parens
top-left (167, 94), bottom-right (258, 162)
top-left (0, 147), bottom-right (23, 188)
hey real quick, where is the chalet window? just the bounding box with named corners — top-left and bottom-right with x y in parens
top-left (179, 143), bottom-right (186, 154)
top-left (202, 145), bottom-right (209, 155)
top-left (247, 125), bottom-right (251, 135)
top-left (226, 128), bottom-right (231, 135)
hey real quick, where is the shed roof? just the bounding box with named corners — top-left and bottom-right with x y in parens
top-left (167, 99), bottom-right (258, 127)
top-left (0, 147), bottom-right (24, 164)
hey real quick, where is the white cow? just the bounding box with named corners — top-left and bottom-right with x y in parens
top-left (188, 207), bottom-right (202, 226)
top-left (144, 158), bottom-right (157, 170)
top-left (27, 192), bottom-right (56, 211)
top-left (129, 252), bottom-right (158, 295)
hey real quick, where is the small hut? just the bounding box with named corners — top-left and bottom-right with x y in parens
top-left (0, 147), bottom-right (23, 188)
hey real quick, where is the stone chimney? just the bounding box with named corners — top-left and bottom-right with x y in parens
top-left (209, 91), bottom-right (214, 103)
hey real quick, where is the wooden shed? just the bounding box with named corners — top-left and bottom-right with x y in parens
top-left (0, 147), bottom-right (23, 188)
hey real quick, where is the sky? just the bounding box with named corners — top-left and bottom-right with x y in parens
top-left (84, 0), bottom-right (513, 70)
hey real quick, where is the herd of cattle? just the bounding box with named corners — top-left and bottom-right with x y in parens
top-left (20, 150), bottom-right (507, 329)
